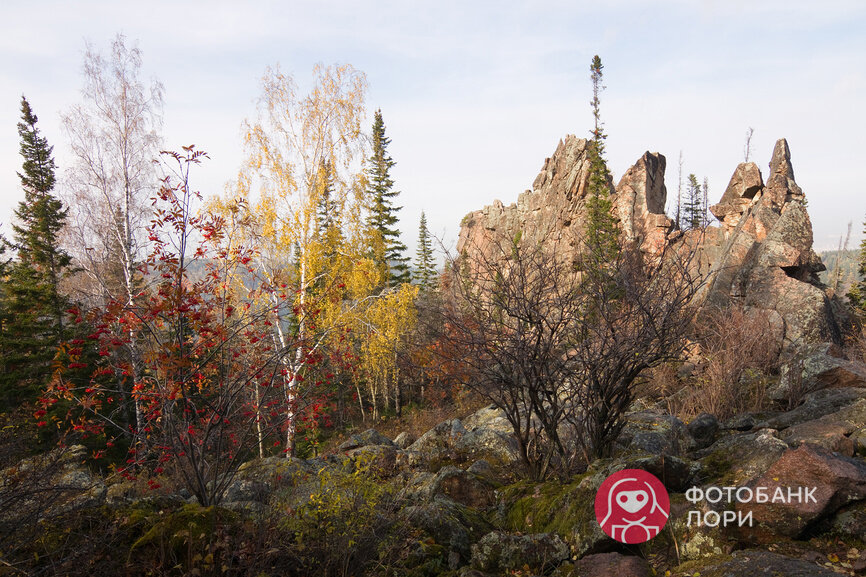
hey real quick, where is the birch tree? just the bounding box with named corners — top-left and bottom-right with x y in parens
top-left (60, 33), bottom-right (163, 445)
top-left (214, 64), bottom-right (376, 455)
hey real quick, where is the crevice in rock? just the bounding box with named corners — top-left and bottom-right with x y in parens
top-left (781, 265), bottom-right (809, 282)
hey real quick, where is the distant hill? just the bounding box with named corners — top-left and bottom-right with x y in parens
top-left (819, 249), bottom-right (860, 295)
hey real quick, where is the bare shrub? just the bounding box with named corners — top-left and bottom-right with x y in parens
top-left (678, 307), bottom-right (780, 420)
top-left (425, 233), bottom-right (702, 478)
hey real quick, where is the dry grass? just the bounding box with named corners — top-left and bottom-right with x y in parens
top-left (659, 307), bottom-right (780, 421)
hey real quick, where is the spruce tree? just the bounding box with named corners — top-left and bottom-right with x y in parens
top-left (414, 211), bottom-right (437, 290)
top-left (0, 96), bottom-right (73, 407)
top-left (315, 158), bottom-right (341, 255)
top-left (683, 173), bottom-right (704, 230)
top-left (583, 55), bottom-right (620, 272)
top-left (365, 109), bottom-right (410, 287)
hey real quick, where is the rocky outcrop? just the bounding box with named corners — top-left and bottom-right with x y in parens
top-left (457, 136), bottom-right (594, 267)
top-left (457, 135), bottom-right (850, 349)
top-left (613, 150), bottom-right (672, 257)
top-left (738, 444), bottom-right (866, 541)
top-left (701, 139), bottom-right (845, 347)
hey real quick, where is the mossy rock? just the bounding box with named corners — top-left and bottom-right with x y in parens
top-left (400, 496), bottom-right (493, 562)
top-left (500, 473), bottom-right (613, 558)
top-left (131, 503), bottom-right (239, 553)
top-left (693, 429), bottom-right (787, 486)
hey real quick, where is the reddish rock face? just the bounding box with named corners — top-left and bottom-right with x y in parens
top-left (737, 444), bottom-right (866, 541)
top-left (456, 136), bottom-right (849, 350)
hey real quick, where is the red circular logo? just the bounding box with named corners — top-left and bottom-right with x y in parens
top-left (594, 469), bottom-right (670, 544)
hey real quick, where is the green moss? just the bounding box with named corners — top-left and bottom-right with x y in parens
top-left (700, 450), bottom-right (733, 483)
top-left (672, 553), bottom-right (733, 576)
top-left (131, 503), bottom-right (239, 552)
top-left (501, 473), bottom-right (594, 539)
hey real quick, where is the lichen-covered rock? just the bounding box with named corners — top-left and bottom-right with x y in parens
top-left (737, 444), bottom-right (866, 541)
top-left (392, 431), bottom-right (415, 449)
top-left (407, 418), bottom-right (464, 458)
top-left (695, 429), bottom-right (788, 485)
top-left (687, 413), bottom-right (720, 451)
top-left (222, 479), bottom-right (270, 503)
top-left (773, 342), bottom-right (866, 401)
top-left (687, 549), bottom-right (838, 576)
top-left (222, 456), bottom-right (314, 504)
top-left (405, 409), bottom-right (520, 469)
top-left (346, 444), bottom-right (397, 476)
top-left (470, 531), bottom-right (568, 573)
top-left (462, 404), bottom-right (512, 434)
top-left (400, 496), bottom-right (492, 563)
top-left (338, 428), bottom-right (396, 451)
top-left (816, 499), bottom-right (866, 538)
top-left (619, 411), bottom-right (691, 456)
top-left (780, 420), bottom-right (855, 456)
top-left (761, 386), bottom-right (866, 430)
top-left (501, 474), bottom-right (611, 558)
top-left (433, 466), bottom-right (496, 508)
top-left (454, 426), bottom-right (520, 466)
top-left (403, 465), bottom-right (495, 508)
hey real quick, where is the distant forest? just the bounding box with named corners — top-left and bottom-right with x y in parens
top-left (819, 249), bottom-right (859, 295)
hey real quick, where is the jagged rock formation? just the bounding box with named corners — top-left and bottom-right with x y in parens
top-left (457, 135), bottom-right (849, 348)
top-left (700, 139), bottom-right (846, 347)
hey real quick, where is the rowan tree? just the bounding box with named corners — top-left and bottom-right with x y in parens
top-left (47, 148), bottom-right (298, 504)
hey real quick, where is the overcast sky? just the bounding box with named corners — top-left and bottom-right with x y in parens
top-left (1, 0), bottom-right (864, 257)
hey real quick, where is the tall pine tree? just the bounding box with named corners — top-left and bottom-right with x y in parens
top-left (366, 109), bottom-right (409, 287)
top-left (414, 211), bottom-right (437, 290)
top-left (583, 55), bottom-right (620, 272)
top-left (0, 96), bottom-right (73, 407)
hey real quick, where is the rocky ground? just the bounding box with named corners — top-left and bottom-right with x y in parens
top-left (8, 344), bottom-right (866, 576)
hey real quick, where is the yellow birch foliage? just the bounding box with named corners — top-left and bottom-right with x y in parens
top-left (208, 63), bottom-right (418, 449)
top-left (356, 283), bottom-right (418, 414)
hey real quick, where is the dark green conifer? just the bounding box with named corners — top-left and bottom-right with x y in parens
top-left (0, 97), bottom-right (73, 407)
top-left (315, 158), bottom-right (341, 254)
top-left (583, 55), bottom-right (620, 273)
top-left (414, 211), bottom-right (437, 290)
top-left (683, 173), bottom-right (705, 230)
top-left (365, 109), bottom-right (409, 287)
